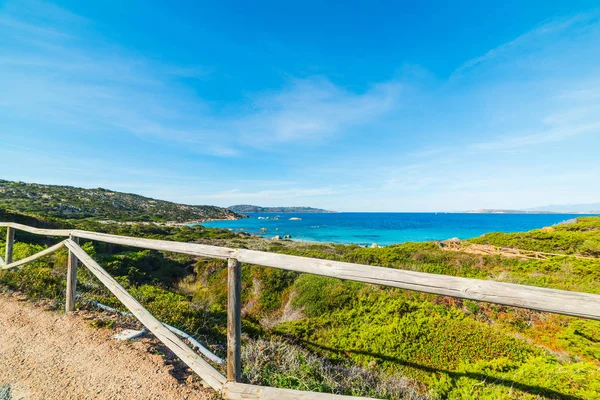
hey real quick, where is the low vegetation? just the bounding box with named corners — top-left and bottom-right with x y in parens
top-left (0, 179), bottom-right (242, 222)
top-left (1, 206), bottom-right (600, 399)
top-left (242, 338), bottom-right (427, 399)
top-left (469, 217), bottom-right (600, 256)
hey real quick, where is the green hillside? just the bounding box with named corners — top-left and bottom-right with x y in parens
top-left (0, 180), bottom-right (243, 222)
top-left (1, 204), bottom-right (600, 399)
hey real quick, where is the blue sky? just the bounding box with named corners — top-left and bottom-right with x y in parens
top-left (1, 0), bottom-right (599, 211)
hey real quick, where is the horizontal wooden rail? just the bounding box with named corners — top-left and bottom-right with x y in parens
top-left (222, 382), bottom-right (375, 399)
top-left (2, 222), bottom-right (600, 320)
top-left (72, 229), bottom-right (236, 259)
top-left (4, 221), bottom-right (600, 399)
top-left (0, 222), bottom-right (71, 237)
top-left (64, 239), bottom-right (227, 390)
top-left (1, 222), bottom-right (386, 398)
top-left (234, 249), bottom-right (600, 320)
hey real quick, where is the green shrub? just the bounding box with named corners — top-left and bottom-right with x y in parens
top-left (242, 338), bottom-right (427, 399)
top-left (291, 275), bottom-right (363, 317)
top-left (3, 211), bottom-right (600, 399)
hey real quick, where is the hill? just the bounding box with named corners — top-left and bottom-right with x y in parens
top-left (0, 180), bottom-right (243, 222)
top-left (466, 203), bottom-right (600, 214)
top-left (464, 209), bottom-right (560, 214)
top-left (228, 204), bottom-right (335, 213)
top-left (2, 199), bottom-right (600, 398)
top-left (524, 203), bottom-right (600, 213)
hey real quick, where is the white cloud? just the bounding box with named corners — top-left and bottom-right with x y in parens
top-left (2, 0), bottom-right (600, 211)
top-left (0, 0), bottom-right (404, 158)
top-left (1, 2), bottom-right (231, 154)
top-left (235, 77), bottom-right (402, 145)
top-left (452, 12), bottom-right (600, 78)
top-left (186, 187), bottom-right (339, 201)
top-left (469, 122), bottom-right (600, 151)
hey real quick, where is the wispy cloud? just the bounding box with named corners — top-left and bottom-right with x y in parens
top-left (187, 187), bottom-right (339, 200)
top-left (1, 2), bottom-right (233, 154)
top-left (2, 0), bottom-right (599, 210)
top-left (469, 122), bottom-right (600, 151)
top-left (405, 11), bottom-right (600, 159)
top-left (0, 0), bottom-right (403, 157)
top-left (452, 12), bottom-right (600, 78)
top-left (235, 77), bottom-right (402, 145)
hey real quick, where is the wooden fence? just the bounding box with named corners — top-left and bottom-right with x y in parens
top-left (2, 221), bottom-right (600, 399)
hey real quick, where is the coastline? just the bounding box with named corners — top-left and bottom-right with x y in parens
top-left (95, 214), bottom-right (247, 228)
top-left (200, 212), bottom-right (588, 247)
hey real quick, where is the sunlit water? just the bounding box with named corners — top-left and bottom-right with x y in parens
top-left (200, 212), bottom-right (589, 246)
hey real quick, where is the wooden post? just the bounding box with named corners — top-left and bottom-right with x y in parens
top-left (5, 227), bottom-right (15, 265)
top-left (65, 235), bottom-right (79, 312)
top-left (227, 257), bottom-right (242, 382)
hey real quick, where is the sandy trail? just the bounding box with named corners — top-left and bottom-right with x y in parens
top-left (0, 294), bottom-right (213, 400)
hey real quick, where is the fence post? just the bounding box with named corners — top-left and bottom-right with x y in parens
top-left (65, 235), bottom-right (79, 312)
top-left (5, 227), bottom-right (15, 264)
top-left (227, 257), bottom-right (242, 382)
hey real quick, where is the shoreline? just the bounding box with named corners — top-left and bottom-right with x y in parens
top-left (199, 213), bottom-right (587, 247)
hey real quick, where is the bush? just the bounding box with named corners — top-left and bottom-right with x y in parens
top-left (242, 337), bottom-right (428, 399)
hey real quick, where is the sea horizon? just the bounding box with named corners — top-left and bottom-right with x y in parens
top-left (201, 212), bottom-right (594, 246)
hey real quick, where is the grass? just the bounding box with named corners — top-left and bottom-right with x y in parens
top-left (242, 337), bottom-right (428, 399)
top-left (469, 217), bottom-right (600, 256)
top-left (275, 282), bottom-right (600, 398)
top-left (1, 211), bottom-right (600, 399)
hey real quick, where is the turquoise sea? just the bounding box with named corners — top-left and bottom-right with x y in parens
top-left (201, 212), bottom-right (592, 246)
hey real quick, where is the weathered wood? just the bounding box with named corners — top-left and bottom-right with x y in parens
top-left (2, 222), bottom-right (600, 321)
top-left (64, 239), bottom-right (227, 390)
top-left (0, 222), bottom-right (71, 237)
top-left (4, 223), bottom-right (235, 259)
top-left (71, 229), bottom-right (236, 259)
top-left (85, 299), bottom-right (224, 364)
top-left (162, 322), bottom-right (225, 365)
top-left (65, 236), bottom-right (79, 312)
top-left (234, 249), bottom-right (600, 321)
top-left (227, 258), bottom-right (242, 382)
top-left (5, 226), bottom-right (15, 264)
top-left (1, 241), bottom-right (67, 270)
top-left (222, 382), bottom-right (376, 400)
top-left (7, 221), bottom-right (600, 399)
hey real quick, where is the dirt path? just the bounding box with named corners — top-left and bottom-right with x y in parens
top-left (0, 294), bottom-right (214, 400)
top-left (438, 239), bottom-right (595, 260)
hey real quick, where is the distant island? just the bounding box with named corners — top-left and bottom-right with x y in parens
top-left (465, 203), bottom-right (600, 214)
top-left (228, 204), bottom-right (336, 213)
top-left (523, 203), bottom-right (600, 213)
top-left (465, 209), bottom-right (563, 214)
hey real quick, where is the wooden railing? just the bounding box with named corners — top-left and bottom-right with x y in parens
top-left (2, 221), bottom-right (600, 400)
